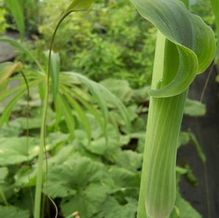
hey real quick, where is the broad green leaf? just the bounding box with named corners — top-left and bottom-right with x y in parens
top-left (114, 150), bottom-right (143, 172)
top-left (11, 117), bottom-right (41, 130)
top-left (95, 196), bottom-right (137, 218)
top-left (45, 181), bottom-right (77, 199)
top-left (82, 125), bottom-right (120, 157)
top-left (48, 146), bottom-right (75, 166)
top-left (0, 205), bottom-right (29, 218)
top-left (83, 137), bottom-right (109, 155)
top-left (0, 137), bottom-right (39, 165)
top-left (46, 155), bottom-right (104, 193)
top-left (0, 123), bottom-right (21, 137)
top-left (0, 133), bottom-right (67, 165)
top-left (61, 183), bottom-right (109, 218)
top-left (101, 79), bottom-right (133, 103)
top-left (46, 155), bottom-right (107, 205)
top-left (131, 0), bottom-right (216, 97)
top-left (108, 166), bottom-right (140, 189)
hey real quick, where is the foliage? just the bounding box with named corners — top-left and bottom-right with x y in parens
top-left (0, 78), bottom-right (203, 217)
top-left (0, 0), bottom-right (7, 33)
top-left (4, 0), bottom-right (25, 38)
top-left (37, 0), bottom-right (155, 87)
top-left (190, 0), bottom-right (214, 25)
top-left (0, 45), bottom-right (129, 138)
top-left (0, 0), bottom-right (213, 217)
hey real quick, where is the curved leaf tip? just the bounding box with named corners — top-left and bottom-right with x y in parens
top-left (67, 0), bottom-right (95, 12)
top-left (130, 0), bottom-right (216, 97)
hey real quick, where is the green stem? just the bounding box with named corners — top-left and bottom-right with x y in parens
top-left (137, 32), bottom-right (187, 218)
top-left (34, 75), bottom-right (48, 218)
top-left (33, 11), bottom-right (73, 218)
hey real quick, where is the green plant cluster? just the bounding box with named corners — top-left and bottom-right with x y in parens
top-left (190, 0), bottom-right (214, 25)
top-left (0, 76), bottom-right (204, 217)
top-left (37, 0), bottom-right (155, 87)
top-left (0, 0), bottom-right (7, 33)
top-left (0, 0), bottom-right (214, 217)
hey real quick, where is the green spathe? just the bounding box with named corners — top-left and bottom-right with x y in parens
top-left (131, 0), bottom-right (215, 97)
top-left (129, 0), bottom-right (216, 218)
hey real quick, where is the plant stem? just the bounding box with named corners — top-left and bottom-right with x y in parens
top-left (34, 75), bottom-right (48, 218)
top-left (137, 31), bottom-right (187, 218)
top-left (34, 11), bottom-right (73, 218)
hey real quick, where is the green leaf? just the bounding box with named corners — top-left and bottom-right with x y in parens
top-left (67, 0), bottom-right (95, 12)
top-left (101, 79), bottom-right (133, 104)
top-left (5, 0), bottom-right (25, 38)
top-left (189, 132), bottom-right (206, 163)
top-left (61, 72), bottom-right (130, 134)
top-left (14, 165), bottom-right (36, 187)
top-left (0, 167), bottom-right (8, 182)
top-left (46, 155), bottom-right (104, 198)
top-left (184, 99), bottom-right (206, 117)
top-left (57, 94), bottom-right (75, 136)
top-left (11, 117), bottom-right (41, 130)
top-left (0, 133), bottom-right (67, 166)
top-left (61, 183), bottom-right (109, 218)
top-left (0, 137), bottom-right (39, 165)
top-left (171, 194), bottom-right (201, 218)
top-left (178, 132), bottom-right (190, 147)
top-left (0, 89), bottom-right (26, 126)
top-left (82, 125), bottom-right (120, 156)
top-left (131, 0), bottom-right (216, 97)
top-left (0, 205), bottom-right (29, 218)
top-left (0, 62), bottom-right (23, 88)
top-left (64, 91), bottom-right (91, 141)
top-left (95, 197), bottom-right (137, 218)
top-left (47, 154), bottom-right (109, 216)
top-left (108, 166), bottom-right (140, 189)
top-left (114, 150), bottom-right (143, 172)
top-left (0, 37), bottom-right (44, 71)
top-left (49, 51), bottom-right (60, 101)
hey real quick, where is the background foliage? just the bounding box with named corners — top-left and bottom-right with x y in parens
top-left (0, 0), bottom-right (216, 217)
